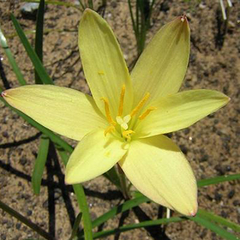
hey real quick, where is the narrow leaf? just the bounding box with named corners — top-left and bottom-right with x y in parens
top-left (103, 166), bottom-right (121, 190)
top-left (189, 214), bottom-right (238, 240)
top-left (197, 174), bottom-right (240, 187)
top-left (92, 195), bottom-right (148, 229)
top-left (0, 25), bottom-right (27, 86)
top-left (32, 135), bottom-right (49, 194)
top-left (35, 0), bottom-right (45, 84)
top-left (70, 212), bottom-right (83, 240)
top-left (0, 200), bottom-right (52, 240)
top-left (90, 173), bottom-right (240, 229)
top-left (10, 14), bottom-right (53, 84)
top-left (93, 216), bottom-right (183, 239)
top-left (198, 209), bottom-right (240, 233)
top-left (57, 148), bottom-right (93, 240)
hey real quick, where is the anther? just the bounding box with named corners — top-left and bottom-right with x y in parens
top-left (118, 84), bottom-right (126, 116)
top-left (130, 92), bottom-right (150, 117)
top-left (101, 97), bottom-right (116, 126)
top-left (139, 107), bottom-right (157, 120)
top-left (122, 130), bottom-right (135, 140)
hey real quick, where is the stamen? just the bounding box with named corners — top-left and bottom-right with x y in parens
top-left (104, 125), bottom-right (115, 136)
top-left (130, 92), bottom-right (150, 117)
top-left (101, 97), bottom-right (116, 126)
top-left (118, 84), bottom-right (126, 116)
top-left (139, 107), bottom-right (157, 120)
top-left (122, 130), bottom-right (135, 140)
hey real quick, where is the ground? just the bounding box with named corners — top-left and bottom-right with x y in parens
top-left (0, 0), bottom-right (239, 240)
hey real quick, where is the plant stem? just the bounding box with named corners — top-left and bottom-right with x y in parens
top-left (117, 164), bottom-right (130, 200)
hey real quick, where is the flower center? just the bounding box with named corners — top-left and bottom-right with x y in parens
top-left (101, 85), bottom-right (156, 141)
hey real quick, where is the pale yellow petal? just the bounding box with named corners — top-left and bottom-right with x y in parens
top-left (79, 9), bottom-right (133, 116)
top-left (2, 85), bottom-right (107, 141)
top-left (131, 16), bottom-right (190, 107)
top-left (65, 129), bottom-right (128, 184)
top-left (136, 89), bottom-right (229, 138)
top-left (119, 135), bottom-right (198, 216)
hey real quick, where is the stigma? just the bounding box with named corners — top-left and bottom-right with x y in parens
top-left (101, 84), bottom-right (156, 141)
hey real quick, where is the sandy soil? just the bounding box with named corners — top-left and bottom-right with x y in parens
top-left (0, 0), bottom-right (239, 239)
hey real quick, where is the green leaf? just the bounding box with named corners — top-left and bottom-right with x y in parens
top-left (198, 209), bottom-right (240, 233)
top-left (93, 216), bottom-right (184, 239)
top-left (90, 173), bottom-right (240, 230)
top-left (197, 174), bottom-right (240, 187)
top-left (103, 166), bottom-right (121, 190)
top-left (35, 0), bottom-right (45, 84)
top-left (70, 212), bottom-right (83, 240)
top-left (57, 148), bottom-right (93, 240)
top-left (10, 14), bottom-right (53, 85)
top-left (0, 200), bottom-right (52, 240)
top-left (189, 213), bottom-right (238, 240)
top-left (32, 135), bottom-right (49, 195)
top-left (92, 195), bottom-right (148, 229)
top-left (0, 25), bottom-right (27, 86)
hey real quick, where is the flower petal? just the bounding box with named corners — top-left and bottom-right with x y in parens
top-left (119, 135), bottom-right (198, 216)
top-left (79, 9), bottom-right (133, 116)
top-left (131, 16), bottom-right (190, 106)
top-left (136, 90), bottom-right (229, 138)
top-left (65, 129), bottom-right (128, 184)
top-left (2, 85), bottom-right (107, 141)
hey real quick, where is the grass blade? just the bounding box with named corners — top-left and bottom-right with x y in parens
top-left (11, 14), bottom-right (53, 85)
top-left (32, 135), bottom-right (50, 195)
top-left (0, 25), bottom-right (27, 86)
top-left (91, 173), bottom-right (240, 229)
top-left (93, 216), bottom-right (183, 239)
top-left (198, 209), bottom-right (240, 233)
top-left (189, 213), bottom-right (238, 240)
top-left (0, 200), bottom-right (53, 240)
top-left (35, 0), bottom-right (45, 84)
top-left (92, 195), bottom-right (149, 229)
top-left (197, 174), bottom-right (240, 187)
top-left (103, 166), bottom-right (121, 191)
top-left (70, 212), bottom-right (82, 240)
top-left (57, 148), bottom-right (93, 240)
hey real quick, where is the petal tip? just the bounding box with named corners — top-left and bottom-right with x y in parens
top-left (180, 15), bottom-right (188, 23)
top-left (1, 91), bottom-right (7, 98)
top-left (189, 210), bottom-right (197, 217)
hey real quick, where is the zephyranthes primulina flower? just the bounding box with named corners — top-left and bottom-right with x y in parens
top-left (2, 9), bottom-right (229, 216)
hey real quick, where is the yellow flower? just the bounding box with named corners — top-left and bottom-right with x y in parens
top-left (2, 10), bottom-right (229, 216)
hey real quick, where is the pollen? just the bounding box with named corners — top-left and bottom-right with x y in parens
top-left (130, 92), bottom-right (150, 117)
top-left (101, 97), bottom-right (116, 126)
top-left (122, 130), bottom-right (135, 141)
top-left (139, 107), bottom-right (157, 120)
top-left (98, 70), bottom-right (105, 75)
